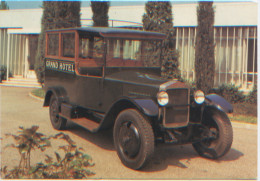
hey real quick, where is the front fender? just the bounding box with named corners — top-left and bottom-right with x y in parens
top-left (205, 94), bottom-right (233, 113)
top-left (98, 98), bottom-right (159, 131)
top-left (133, 99), bottom-right (159, 117)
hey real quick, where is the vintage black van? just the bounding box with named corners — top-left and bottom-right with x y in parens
top-left (43, 27), bottom-right (233, 170)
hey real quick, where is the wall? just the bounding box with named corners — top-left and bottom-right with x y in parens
top-left (0, 29), bottom-right (29, 79)
top-left (176, 26), bottom-right (257, 90)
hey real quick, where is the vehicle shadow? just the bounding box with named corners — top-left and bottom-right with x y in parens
top-left (141, 145), bottom-right (244, 172)
top-left (66, 121), bottom-right (244, 172)
top-left (67, 121), bottom-right (115, 151)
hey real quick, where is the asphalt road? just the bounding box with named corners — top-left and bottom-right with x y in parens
top-left (0, 86), bottom-right (258, 179)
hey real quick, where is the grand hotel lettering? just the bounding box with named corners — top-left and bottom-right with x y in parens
top-left (46, 60), bottom-right (75, 73)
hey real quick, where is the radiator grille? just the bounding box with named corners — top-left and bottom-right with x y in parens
top-left (163, 88), bottom-right (190, 128)
top-left (167, 88), bottom-right (189, 106)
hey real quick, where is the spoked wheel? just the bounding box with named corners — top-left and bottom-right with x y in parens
top-left (49, 95), bottom-right (67, 130)
top-left (192, 108), bottom-right (233, 159)
top-left (113, 109), bottom-right (154, 170)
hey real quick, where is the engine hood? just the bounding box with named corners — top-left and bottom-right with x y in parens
top-left (106, 71), bottom-right (166, 87)
top-left (105, 70), bottom-right (189, 89)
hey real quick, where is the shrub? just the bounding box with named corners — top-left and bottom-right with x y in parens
top-left (246, 85), bottom-right (257, 104)
top-left (0, 65), bottom-right (12, 81)
top-left (161, 49), bottom-right (181, 80)
top-left (210, 84), bottom-right (245, 103)
top-left (1, 126), bottom-right (94, 179)
top-left (31, 88), bottom-right (45, 99)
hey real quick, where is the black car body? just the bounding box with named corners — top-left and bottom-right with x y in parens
top-left (44, 27), bottom-right (233, 169)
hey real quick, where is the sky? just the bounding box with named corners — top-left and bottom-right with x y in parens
top-left (5, 1), bottom-right (146, 9)
top-left (4, 0), bottom-right (256, 10)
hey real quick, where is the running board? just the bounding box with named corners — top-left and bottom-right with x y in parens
top-left (70, 117), bottom-right (100, 132)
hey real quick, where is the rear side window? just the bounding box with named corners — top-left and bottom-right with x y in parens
top-left (47, 33), bottom-right (59, 56)
top-left (62, 33), bottom-right (75, 58)
top-left (106, 39), bottom-right (161, 67)
top-left (79, 34), bottom-right (104, 59)
top-left (123, 40), bottom-right (141, 60)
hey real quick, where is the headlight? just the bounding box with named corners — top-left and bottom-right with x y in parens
top-left (194, 90), bottom-right (205, 104)
top-left (157, 91), bottom-right (169, 106)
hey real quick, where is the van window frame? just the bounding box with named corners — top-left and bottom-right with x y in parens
top-left (45, 30), bottom-right (77, 62)
top-left (77, 32), bottom-right (105, 67)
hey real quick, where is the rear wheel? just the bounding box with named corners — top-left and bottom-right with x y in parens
top-left (192, 108), bottom-right (233, 159)
top-left (113, 109), bottom-right (154, 170)
top-left (49, 95), bottom-right (67, 130)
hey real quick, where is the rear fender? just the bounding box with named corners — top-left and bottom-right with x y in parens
top-left (205, 94), bottom-right (233, 113)
top-left (43, 87), bottom-right (69, 107)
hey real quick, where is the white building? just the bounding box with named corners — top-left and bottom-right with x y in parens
top-left (0, 2), bottom-right (258, 90)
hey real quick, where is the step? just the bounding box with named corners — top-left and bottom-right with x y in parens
top-left (8, 77), bottom-right (38, 82)
top-left (27, 70), bottom-right (37, 79)
top-left (0, 79), bottom-right (41, 88)
top-left (70, 117), bottom-right (100, 132)
top-left (0, 82), bottom-right (42, 88)
top-left (8, 75), bottom-right (38, 81)
top-left (2, 80), bottom-right (40, 85)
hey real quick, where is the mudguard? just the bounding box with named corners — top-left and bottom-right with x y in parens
top-left (43, 86), bottom-right (69, 107)
top-left (97, 98), bottom-right (159, 131)
top-left (133, 99), bottom-right (159, 116)
top-left (205, 94), bottom-right (233, 113)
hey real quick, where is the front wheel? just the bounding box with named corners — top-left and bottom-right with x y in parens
top-left (113, 109), bottom-right (154, 170)
top-left (192, 108), bottom-right (233, 159)
top-left (49, 95), bottom-right (67, 130)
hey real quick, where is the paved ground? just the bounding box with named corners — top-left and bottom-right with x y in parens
top-left (0, 86), bottom-right (258, 179)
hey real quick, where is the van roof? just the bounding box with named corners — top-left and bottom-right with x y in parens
top-left (46, 27), bottom-right (166, 40)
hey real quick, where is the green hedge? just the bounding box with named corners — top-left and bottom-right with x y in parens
top-left (0, 65), bottom-right (12, 81)
top-left (210, 84), bottom-right (257, 104)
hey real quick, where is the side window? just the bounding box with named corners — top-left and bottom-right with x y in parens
top-left (107, 39), bottom-right (121, 59)
top-left (93, 37), bottom-right (104, 59)
top-left (79, 35), bottom-right (104, 60)
top-left (62, 33), bottom-right (75, 58)
top-left (107, 39), bottom-right (143, 67)
top-left (47, 33), bottom-right (59, 56)
top-left (123, 40), bottom-right (141, 60)
top-left (79, 38), bottom-right (90, 58)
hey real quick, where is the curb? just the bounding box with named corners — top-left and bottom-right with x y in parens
top-left (29, 91), bottom-right (44, 102)
top-left (231, 121), bottom-right (257, 130)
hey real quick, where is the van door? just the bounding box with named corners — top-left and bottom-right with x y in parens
top-left (75, 34), bottom-right (105, 110)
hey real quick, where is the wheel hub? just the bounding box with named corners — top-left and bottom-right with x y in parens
top-left (50, 101), bottom-right (59, 123)
top-left (118, 121), bottom-right (141, 158)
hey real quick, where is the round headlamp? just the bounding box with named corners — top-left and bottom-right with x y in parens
top-left (157, 91), bottom-right (169, 106)
top-left (194, 90), bottom-right (205, 104)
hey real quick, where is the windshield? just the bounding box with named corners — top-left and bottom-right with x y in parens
top-left (106, 39), bottom-right (162, 67)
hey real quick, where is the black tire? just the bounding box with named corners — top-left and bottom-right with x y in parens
top-left (49, 95), bottom-right (67, 130)
top-left (113, 109), bottom-right (154, 170)
top-left (192, 108), bottom-right (233, 159)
